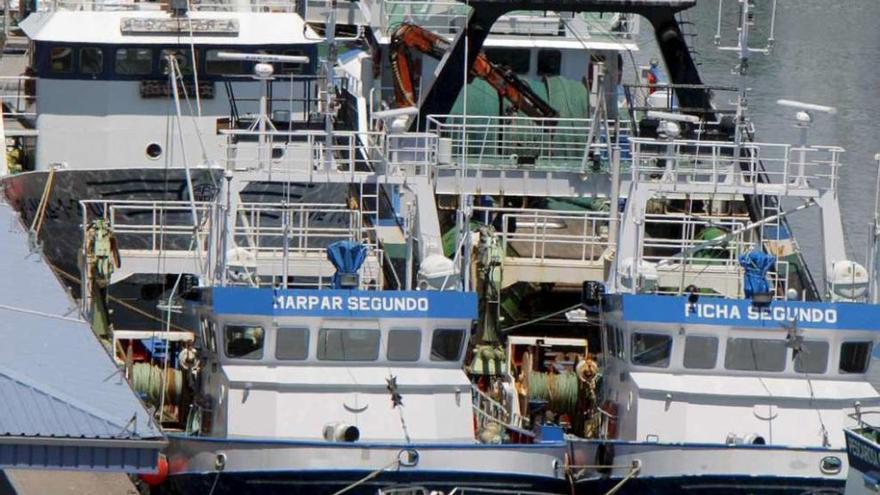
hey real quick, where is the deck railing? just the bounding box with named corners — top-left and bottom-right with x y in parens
top-left (640, 212), bottom-right (791, 299)
top-left (79, 199), bottom-right (381, 288)
top-left (426, 114), bottom-right (632, 174)
top-left (476, 207), bottom-right (611, 263)
top-left (0, 76), bottom-right (36, 120)
top-left (629, 138), bottom-right (843, 194)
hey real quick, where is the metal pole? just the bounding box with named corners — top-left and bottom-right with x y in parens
top-left (322, 0), bottom-right (337, 171)
top-left (609, 144), bottom-right (621, 248)
top-left (869, 154), bottom-right (880, 303)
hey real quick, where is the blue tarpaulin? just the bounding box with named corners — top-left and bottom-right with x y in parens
top-left (327, 240), bottom-right (367, 288)
top-left (739, 250), bottom-right (776, 298)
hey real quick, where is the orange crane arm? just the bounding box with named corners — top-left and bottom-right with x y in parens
top-left (389, 22), bottom-right (558, 119)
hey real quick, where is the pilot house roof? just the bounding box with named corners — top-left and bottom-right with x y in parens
top-left (20, 10), bottom-right (320, 45)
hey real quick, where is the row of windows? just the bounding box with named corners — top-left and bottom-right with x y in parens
top-left (223, 325), bottom-right (467, 363)
top-left (626, 331), bottom-right (872, 375)
top-left (44, 46), bottom-right (308, 78)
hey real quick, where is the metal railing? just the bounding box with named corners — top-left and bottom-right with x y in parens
top-left (639, 213), bottom-right (790, 299)
top-left (383, 132), bottom-right (437, 176)
top-left (477, 207), bottom-right (611, 263)
top-left (222, 128), bottom-right (441, 177)
top-left (222, 130), bottom-right (380, 175)
top-left (233, 201), bottom-right (371, 254)
top-left (367, 0), bottom-right (470, 36)
top-left (79, 199), bottom-right (381, 287)
top-left (42, 0), bottom-right (298, 13)
top-left (427, 115), bottom-right (632, 173)
top-left (0, 76), bottom-right (36, 119)
top-left (471, 385), bottom-right (530, 440)
top-left (82, 199), bottom-right (212, 252)
top-left (629, 138), bottom-right (843, 194)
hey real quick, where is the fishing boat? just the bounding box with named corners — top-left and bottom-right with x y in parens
top-left (156, 280), bottom-right (570, 494)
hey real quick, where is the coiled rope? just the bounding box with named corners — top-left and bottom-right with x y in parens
top-left (131, 362), bottom-right (183, 407)
top-left (526, 370), bottom-right (580, 417)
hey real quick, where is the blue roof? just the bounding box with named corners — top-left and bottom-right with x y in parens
top-left (0, 202), bottom-right (163, 471)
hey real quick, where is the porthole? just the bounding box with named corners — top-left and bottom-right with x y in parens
top-left (271, 146), bottom-right (285, 161)
top-left (146, 142), bottom-right (163, 160)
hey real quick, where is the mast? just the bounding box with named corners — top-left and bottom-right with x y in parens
top-left (322, 0), bottom-right (338, 171)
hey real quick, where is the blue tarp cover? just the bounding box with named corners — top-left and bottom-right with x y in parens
top-left (327, 240), bottom-right (367, 288)
top-left (739, 250), bottom-right (776, 298)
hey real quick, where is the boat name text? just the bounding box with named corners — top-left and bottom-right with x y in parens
top-left (274, 294), bottom-right (429, 313)
top-left (849, 436), bottom-right (880, 470)
top-left (685, 303), bottom-right (837, 324)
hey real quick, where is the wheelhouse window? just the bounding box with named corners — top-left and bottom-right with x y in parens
top-left (159, 49), bottom-right (193, 75)
top-left (631, 333), bottom-right (672, 368)
top-left (724, 338), bottom-right (786, 372)
top-left (683, 335), bottom-right (718, 370)
top-left (318, 328), bottom-right (380, 361)
top-left (79, 47), bottom-right (103, 75)
top-left (387, 329), bottom-right (421, 362)
top-left (840, 341), bottom-right (872, 374)
top-left (224, 324), bottom-right (264, 359)
top-left (275, 327), bottom-right (309, 360)
top-left (430, 329), bottom-right (466, 361)
top-left (205, 49), bottom-right (248, 75)
top-left (484, 48), bottom-right (530, 74)
top-left (793, 341), bottom-right (829, 374)
top-left (50, 47), bottom-right (74, 73)
top-left (537, 49), bottom-right (562, 76)
top-left (115, 48), bottom-right (153, 75)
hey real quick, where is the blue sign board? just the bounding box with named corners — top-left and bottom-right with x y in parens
top-left (212, 288), bottom-right (478, 320)
top-left (846, 429), bottom-right (880, 475)
top-left (615, 294), bottom-right (880, 331)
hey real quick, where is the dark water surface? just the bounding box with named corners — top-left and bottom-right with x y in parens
top-left (684, 0), bottom-right (880, 275)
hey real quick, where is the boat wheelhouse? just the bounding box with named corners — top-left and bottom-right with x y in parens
top-left (163, 286), bottom-right (570, 494)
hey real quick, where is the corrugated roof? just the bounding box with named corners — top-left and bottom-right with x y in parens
top-left (0, 201), bottom-right (164, 471)
top-left (0, 366), bottom-right (132, 439)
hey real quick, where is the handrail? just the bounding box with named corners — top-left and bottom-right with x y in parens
top-left (79, 199), bottom-right (382, 287)
top-left (426, 114), bottom-right (633, 174)
top-left (629, 138), bottom-right (843, 194)
top-left (475, 207), bottom-right (611, 263)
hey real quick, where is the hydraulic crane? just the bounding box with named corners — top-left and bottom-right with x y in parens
top-left (389, 22), bottom-right (558, 119)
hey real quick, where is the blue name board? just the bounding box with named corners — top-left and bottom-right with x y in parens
top-left (846, 429), bottom-right (880, 475)
top-left (616, 294), bottom-right (880, 331)
top-left (212, 288), bottom-right (478, 320)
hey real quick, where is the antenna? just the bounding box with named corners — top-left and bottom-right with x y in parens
top-left (714, 0), bottom-right (778, 74)
top-left (216, 52), bottom-right (311, 170)
top-left (776, 99), bottom-right (837, 186)
top-left (775, 99), bottom-right (837, 115)
top-left (713, 1), bottom-right (780, 148)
